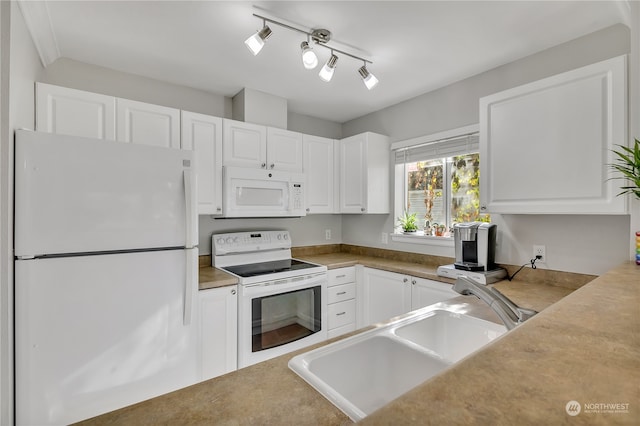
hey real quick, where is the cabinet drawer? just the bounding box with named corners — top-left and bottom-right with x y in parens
top-left (328, 282), bottom-right (356, 304)
top-left (328, 267), bottom-right (355, 286)
top-left (328, 299), bottom-right (356, 330)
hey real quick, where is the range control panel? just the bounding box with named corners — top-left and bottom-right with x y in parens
top-left (212, 230), bottom-right (291, 256)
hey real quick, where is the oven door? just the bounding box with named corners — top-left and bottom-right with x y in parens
top-left (238, 272), bottom-right (327, 368)
top-left (223, 166), bottom-right (305, 217)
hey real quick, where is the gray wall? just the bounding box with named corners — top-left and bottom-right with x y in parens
top-left (341, 24), bottom-right (632, 275)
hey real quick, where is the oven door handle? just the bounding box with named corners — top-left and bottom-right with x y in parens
top-left (241, 273), bottom-right (327, 295)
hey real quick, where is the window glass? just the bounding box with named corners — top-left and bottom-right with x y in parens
top-left (398, 152), bottom-right (489, 236)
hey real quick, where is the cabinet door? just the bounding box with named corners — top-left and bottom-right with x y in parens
top-left (116, 98), bottom-right (180, 148)
top-left (340, 134), bottom-right (367, 213)
top-left (361, 268), bottom-right (411, 326)
top-left (199, 286), bottom-right (238, 381)
top-left (222, 119), bottom-right (267, 168)
top-left (35, 82), bottom-right (116, 140)
top-left (480, 55), bottom-right (627, 214)
top-left (411, 277), bottom-right (458, 310)
top-left (267, 127), bottom-right (303, 172)
top-left (303, 135), bottom-right (338, 214)
top-left (181, 111), bottom-right (223, 215)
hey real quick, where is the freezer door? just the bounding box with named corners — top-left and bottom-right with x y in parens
top-left (15, 249), bottom-right (199, 425)
top-left (14, 130), bottom-right (196, 257)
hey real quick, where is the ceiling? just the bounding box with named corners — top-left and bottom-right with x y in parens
top-left (26, 1), bottom-right (630, 123)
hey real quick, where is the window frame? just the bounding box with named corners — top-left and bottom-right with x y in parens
top-left (391, 124), bottom-right (480, 247)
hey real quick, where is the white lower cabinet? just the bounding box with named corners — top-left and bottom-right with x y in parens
top-left (327, 267), bottom-right (357, 339)
top-left (199, 285), bottom-right (238, 381)
top-left (358, 267), bottom-right (458, 328)
top-left (358, 267), bottom-right (411, 328)
top-left (410, 276), bottom-right (459, 310)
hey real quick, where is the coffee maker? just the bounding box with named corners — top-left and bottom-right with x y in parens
top-left (453, 222), bottom-right (497, 272)
top-left (437, 222), bottom-right (506, 284)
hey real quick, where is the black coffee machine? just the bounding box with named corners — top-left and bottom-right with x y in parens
top-left (453, 222), bottom-right (497, 272)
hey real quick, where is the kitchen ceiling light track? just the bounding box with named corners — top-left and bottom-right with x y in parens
top-left (245, 13), bottom-right (379, 90)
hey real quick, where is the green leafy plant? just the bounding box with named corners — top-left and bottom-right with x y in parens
top-left (609, 138), bottom-right (640, 200)
top-left (397, 211), bottom-right (418, 233)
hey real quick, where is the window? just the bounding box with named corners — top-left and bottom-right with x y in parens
top-left (393, 126), bottom-right (489, 240)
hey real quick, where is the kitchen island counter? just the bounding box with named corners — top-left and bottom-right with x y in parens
top-left (78, 261), bottom-right (638, 425)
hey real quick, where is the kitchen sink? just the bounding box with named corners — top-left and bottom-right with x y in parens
top-left (393, 309), bottom-right (506, 363)
top-left (288, 308), bottom-right (506, 421)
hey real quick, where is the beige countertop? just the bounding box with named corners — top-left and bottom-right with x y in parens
top-left (78, 256), bottom-right (639, 425)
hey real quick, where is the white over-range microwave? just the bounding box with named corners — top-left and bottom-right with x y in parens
top-left (223, 166), bottom-right (306, 217)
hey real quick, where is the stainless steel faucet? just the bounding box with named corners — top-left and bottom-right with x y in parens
top-left (453, 276), bottom-right (538, 330)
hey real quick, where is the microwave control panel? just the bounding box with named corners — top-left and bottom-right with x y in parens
top-left (291, 182), bottom-right (303, 211)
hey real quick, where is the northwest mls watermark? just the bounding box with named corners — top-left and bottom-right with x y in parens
top-left (566, 400), bottom-right (630, 416)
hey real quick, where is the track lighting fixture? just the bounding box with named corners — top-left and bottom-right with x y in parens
top-left (319, 53), bottom-right (338, 82)
top-left (358, 64), bottom-right (379, 90)
top-left (245, 13), bottom-right (378, 88)
top-left (300, 40), bottom-right (318, 70)
top-left (244, 21), bottom-right (272, 56)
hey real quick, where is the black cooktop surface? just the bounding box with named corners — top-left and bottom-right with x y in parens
top-left (223, 259), bottom-right (319, 278)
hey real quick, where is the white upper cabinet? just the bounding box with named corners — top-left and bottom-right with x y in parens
top-left (181, 111), bottom-right (223, 215)
top-left (339, 132), bottom-right (390, 214)
top-left (267, 127), bottom-right (303, 172)
top-left (116, 98), bottom-right (181, 148)
top-left (303, 135), bottom-right (338, 214)
top-left (36, 82), bottom-right (116, 140)
top-left (480, 55), bottom-right (627, 214)
top-left (222, 119), bottom-right (267, 168)
top-left (35, 83), bottom-right (181, 149)
top-left (222, 119), bottom-right (302, 171)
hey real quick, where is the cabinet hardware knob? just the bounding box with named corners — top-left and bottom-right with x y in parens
top-left (336, 291), bottom-right (346, 295)
top-left (270, 164), bottom-right (275, 169)
top-left (412, 280), bottom-right (416, 285)
top-left (480, 206), bottom-right (486, 210)
top-left (216, 207), bottom-right (222, 211)
top-left (261, 163), bottom-right (266, 168)
top-left (336, 312), bottom-right (346, 316)
top-left (306, 208), bottom-right (310, 212)
top-left (231, 289), bottom-right (236, 295)
top-left (403, 278), bottom-right (408, 283)
top-left (336, 274), bottom-right (346, 278)
top-left (360, 207), bottom-right (365, 212)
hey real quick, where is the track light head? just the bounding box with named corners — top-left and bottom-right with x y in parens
top-left (319, 54), bottom-right (338, 82)
top-left (300, 41), bottom-right (318, 70)
top-left (358, 65), bottom-right (379, 90)
top-left (244, 24), bottom-right (272, 56)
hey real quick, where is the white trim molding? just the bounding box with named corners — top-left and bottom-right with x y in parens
top-left (17, 0), bottom-right (60, 67)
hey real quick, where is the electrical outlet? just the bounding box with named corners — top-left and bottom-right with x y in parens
top-left (381, 232), bottom-right (388, 244)
top-left (325, 229), bottom-right (331, 240)
top-left (533, 245), bottom-right (546, 262)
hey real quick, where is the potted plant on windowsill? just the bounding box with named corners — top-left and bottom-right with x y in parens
top-left (397, 211), bottom-right (418, 234)
top-left (609, 138), bottom-right (640, 265)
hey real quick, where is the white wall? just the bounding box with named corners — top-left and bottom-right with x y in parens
top-left (341, 24), bottom-right (632, 275)
top-left (41, 58), bottom-right (232, 118)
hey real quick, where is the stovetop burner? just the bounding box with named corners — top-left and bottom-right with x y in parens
top-left (222, 259), bottom-right (318, 278)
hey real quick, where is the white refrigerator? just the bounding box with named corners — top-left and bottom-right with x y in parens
top-left (14, 130), bottom-right (200, 425)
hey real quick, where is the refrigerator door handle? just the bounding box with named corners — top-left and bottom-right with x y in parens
top-left (183, 169), bottom-right (197, 249)
top-left (184, 248), bottom-right (197, 326)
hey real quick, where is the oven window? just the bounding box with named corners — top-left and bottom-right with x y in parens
top-left (251, 285), bottom-right (321, 353)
